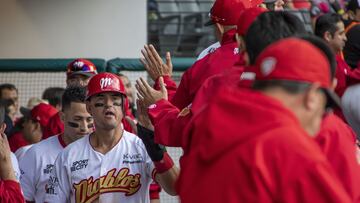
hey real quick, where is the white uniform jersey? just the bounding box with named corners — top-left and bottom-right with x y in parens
top-left (15, 145), bottom-right (33, 162)
top-left (10, 152), bottom-right (20, 181)
top-left (19, 135), bottom-right (65, 202)
top-left (45, 131), bottom-right (156, 203)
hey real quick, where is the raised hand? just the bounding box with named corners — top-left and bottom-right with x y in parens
top-left (140, 44), bottom-right (173, 81)
top-left (135, 77), bottom-right (168, 108)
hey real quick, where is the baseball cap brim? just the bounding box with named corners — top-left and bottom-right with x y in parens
top-left (67, 72), bottom-right (96, 78)
top-left (323, 88), bottom-right (341, 109)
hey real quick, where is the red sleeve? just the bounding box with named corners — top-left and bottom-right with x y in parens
top-left (170, 68), bottom-right (193, 110)
top-left (154, 75), bottom-right (177, 101)
top-left (0, 180), bottom-right (25, 203)
top-left (148, 99), bottom-right (191, 148)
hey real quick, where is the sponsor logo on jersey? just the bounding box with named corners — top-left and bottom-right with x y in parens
top-left (43, 164), bottom-right (54, 174)
top-left (71, 159), bottom-right (89, 172)
top-left (73, 168), bottom-right (141, 203)
top-left (122, 153), bottom-right (144, 164)
top-left (46, 176), bottom-right (59, 195)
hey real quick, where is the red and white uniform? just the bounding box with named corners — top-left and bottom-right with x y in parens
top-left (45, 131), bottom-right (156, 203)
top-left (19, 134), bottom-right (66, 202)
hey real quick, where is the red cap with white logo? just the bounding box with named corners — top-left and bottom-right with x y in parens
top-left (86, 72), bottom-right (126, 100)
top-left (254, 38), bottom-right (341, 107)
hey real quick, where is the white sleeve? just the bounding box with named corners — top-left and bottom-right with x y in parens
top-left (10, 152), bottom-right (20, 181)
top-left (44, 152), bottom-right (71, 203)
top-left (19, 149), bottom-right (38, 201)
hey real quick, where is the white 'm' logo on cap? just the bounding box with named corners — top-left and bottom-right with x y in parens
top-left (100, 78), bottom-right (113, 89)
top-left (261, 57), bottom-right (277, 76)
top-left (74, 61), bottom-right (84, 68)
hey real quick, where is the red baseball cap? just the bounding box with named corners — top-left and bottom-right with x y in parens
top-left (86, 72), bottom-right (126, 100)
top-left (21, 103), bottom-right (58, 128)
top-left (254, 38), bottom-right (341, 107)
top-left (67, 59), bottom-right (98, 78)
top-left (237, 7), bottom-right (267, 36)
top-left (205, 0), bottom-right (262, 26)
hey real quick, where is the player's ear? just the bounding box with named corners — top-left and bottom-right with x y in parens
top-left (86, 100), bottom-right (92, 115)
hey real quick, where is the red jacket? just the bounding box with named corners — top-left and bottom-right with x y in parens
top-left (160, 28), bottom-right (240, 110)
top-left (0, 180), bottom-right (25, 203)
top-left (149, 62), bottom-right (245, 150)
top-left (315, 113), bottom-right (360, 202)
top-left (178, 87), bottom-right (351, 203)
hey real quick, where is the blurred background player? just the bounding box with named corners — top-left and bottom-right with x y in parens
top-left (20, 85), bottom-right (93, 203)
top-left (0, 100), bottom-right (24, 203)
top-left (15, 103), bottom-right (58, 161)
top-left (42, 87), bottom-right (65, 111)
top-left (0, 83), bottom-right (19, 116)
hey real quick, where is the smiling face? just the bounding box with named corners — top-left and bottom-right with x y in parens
top-left (86, 92), bottom-right (124, 131)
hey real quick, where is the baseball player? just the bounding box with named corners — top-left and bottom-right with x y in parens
top-left (19, 85), bottom-right (93, 203)
top-left (43, 58), bottom-right (98, 140)
top-left (179, 38), bottom-right (352, 202)
top-left (45, 73), bottom-right (178, 203)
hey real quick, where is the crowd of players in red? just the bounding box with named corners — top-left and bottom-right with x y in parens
top-left (1, 0), bottom-right (360, 201)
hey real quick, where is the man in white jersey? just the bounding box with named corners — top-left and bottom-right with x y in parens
top-left (45, 72), bottom-right (178, 203)
top-left (20, 86), bottom-right (93, 202)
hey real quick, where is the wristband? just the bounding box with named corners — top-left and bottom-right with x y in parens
top-left (154, 152), bottom-right (174, 173)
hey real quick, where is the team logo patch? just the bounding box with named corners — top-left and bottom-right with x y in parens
top-left (100, 77), bottom-right (114, 89)
top-left (261, 57), bottom-right (277, 76)
top-left (73, 168), bottom-right (141, 203)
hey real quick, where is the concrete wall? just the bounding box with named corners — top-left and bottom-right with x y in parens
top-left (0, 0), bottom-right (146, 59)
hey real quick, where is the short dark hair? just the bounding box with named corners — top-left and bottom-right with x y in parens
top-left (245, 11), bottom-right (307, 65)
top-left (253, 80), bottom-right (313, 93)
top-left (314, 13), bottom-right (342, 38)
top-left (61, 85), bottom-right (87, 111)
top-left (0, 83), bottom-right (18, 99)
top-left (42, 87), bottom-right (65, 108)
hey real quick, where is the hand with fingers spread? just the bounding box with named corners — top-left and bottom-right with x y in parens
top-left (136, 99), bottom-right (154, 131)
top-left (140, 44), bottom-right (173, 81)
top-left (136, 77), bottom-right (168, 107)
